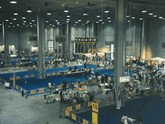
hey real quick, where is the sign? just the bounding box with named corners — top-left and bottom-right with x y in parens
top-left (57, 72), bottom-right (60, 75)
top-left (52, 72), bottom-right (55, 76)
top-left (72, 114), bottom-right (76, 121)
top-left (58, 85), bottom-right (62, 89)
top-left (10, 77), bottom-right (13, 80)
top-left (65, 110), bottom-right (69, 116)
top-left (47, 73), bottom-right (50, 76)
top-left (39, 89), bottom-right (44, 93)
top-left (25, 75), bottom-right (29, 78)
top-left (76, 104), bottom-right (81, 109)
top-left (16, 76), bottom-right (20, 79)
top-left (92, 112), bottom-right (98, 124)
top-left (120, 76), bottom-right (130, 83)
top-left (88, 102), bottom-right (92, 106)
top-left (83, 119), bottom-right (88, 124)
top-left (47, 88), bottom-right (50, 91)
top-left (31, 90), bottom-right (36, 94)
top-left (107, 97), bottom-right (111, 102)
top-left (96, 100), bottom-right (100, 104)
top-left (67, 106), bottom-right (72, 111)
top-left (31, 74), bottom-right (35, 77)
top-left (92, 103), bottom-right (98, 113)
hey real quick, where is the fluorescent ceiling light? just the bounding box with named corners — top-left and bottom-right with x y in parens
top-left (142, 8), bottom-right (147, 13)
top-left (23, 23), bottom-right (25, 25)
top-left (83, 10), bottom-right (88, 16)
top-left (32, 19), bottom-right (35, 22)
top-left (13, 18), bottom-right (17, 20)
top-left (96, 21), bottom-right (99, 23)
top-left (132, 16), bottom-right (135, 19)
top-left (8, 26), bottom-right (11, 28)
top-left (75, 21), bottom-right (78, 23)
top-left (139, 17), bottom-right (143, 20)
top-left (78, 19), bottom-right (81, 22)
top-left (102, 21), bottom-right (104, 24)
top-left (55, 19), bottom-right (58, 22)
top-left (23, 20), bottom-right (26, 23)
top-left (107, 16), bottom-right (111, 19)
top-left (46, 21), bottom-right (48, 23)
top-left (10, 0), bottom-right (17, 4)
top-left (0, 6), bottom-right (1, 9)
top-left (99, 19), bottom-right (102, 22)
top-left (108, 20), bottom-right (111, 23)
top-left (67, 18), bottom-right (70, 20)
top-left (128, 20), bottom-right (130, 23)
top-left (10, 22), bottom-right (12, 24)
top-left (104, 10), bottom-right (109, 13)
top-left (87, 20), bottom-right (89, 23)
top-left (22, 16), bottom-right (26, 19)
top-left (159, 16), bottom-right (163, 19)
top-left (67, 14), bottom-right (70, 18)
top-left (97, 15), bottom-right (100, 18)
top-left (47, 10), bottom-right (51, 15)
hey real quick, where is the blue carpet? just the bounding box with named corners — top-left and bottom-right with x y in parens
top-left (76, 95), bottom-right (165, 124)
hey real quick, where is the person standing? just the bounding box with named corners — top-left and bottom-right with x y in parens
top-left (71, 79), bottom-right (74, 90)
top-left (77, 77), bottom-right (80, 87)
top-left (95, 71), bottom-right (98, 80)
top-left (84, 62), bottom-right (86, 69)
top-left (105, 73), bottom-right (108, 83)
top-left (136, 109), bottom-right (142, 124)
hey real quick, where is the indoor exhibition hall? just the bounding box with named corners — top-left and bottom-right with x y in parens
top-left (1, 0), bottom-right (165, 124)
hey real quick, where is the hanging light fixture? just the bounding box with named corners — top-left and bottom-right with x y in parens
top-left (64, 7), bottom-right (69, 13)
top-left (47, 10), bottom-right (51, 15)
top-left (142, 8), bottom-right (147, 13)
top-left (97, 14), bottom-right (100, 18)
top-left (159, 16), bottom-right (163, 19)
top-left (14, 11), bottom-right (18, 15)
top-left (153, 14), bottom-right (157, 18)
top-left (108, 20), bottom-right (111, 23)
top-left (22, 15), bottom-right (26, 19)
top-left (104, 8), bottom-right (109, 13)
top-left (10, 0), bottom-right (17, 4)
top-left (149, 11), bottom-right (153, 16)
top-left (0, 6), bottom-right (2, 9)
top-left (139, 17), bottom-right (143, 20)
top-left (32, 19), bottom-right (35, 22)
top-left (27, 7), bottom-right (32, 13)
top-left (67, 13), bottom-right (70, 18)
top-left (132, 16), bottom-right (135, 19)
top-left (78, 19), bottom-right (81, 22)
top-left (107, 16), bottom-right (111, 19)
top-left (13, 17), bottom-right (17, 20)
top-left (83, 10), bottom-right (88, 16)
top-left (126, 13), bottom-right (129, 18)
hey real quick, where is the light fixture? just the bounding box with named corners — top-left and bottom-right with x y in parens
top-left (13, 18), bottom-right (17, 20)
top-left (104, 8), bottom-right (109, 13)
top-left (96, 21), bottom-right (99, 23)
top-left (97, 15), bottom-right (100, 18)
top-left (5, 19), bottom-right (9, 22)
top-left (159, 16), bottom-right (163, 19)
top-left (128, 20), bottom-right (130, 23)
top-left (27, 42), bottom-right (30, 44)
top-left (14, 11), bottom-right (18, 15)
top-left (132, 16), bottom-right (135, 19)
top-left (64, 7), bottom-right (69, 13)
top-left (13, 25), bottom-right (15, 27)
top-left (67, 18), bottom-right (70, 21)
top-left (126, 13), bottom-right (129, 18)
top-left (10, 22), bottom-right (12, 24)
top-left (102, 21), bottom-right (104, 24)
top-left (149, 12), bottom-right (153, 16)
top-left (142, 8), bottom-right (147, 13)
top-left (107, 16), bottom-right (111, 19)
top-left (55, 19), bottom-right (58, 22)
top-left (0, 6), bottom-right (2, 9)
top-left (75, 21), bottom-right (78, 23)
top-left (67, 20), bottom-right (69, 23)
top-left (108, 20), bottom-right (111, 23)
top-left (47, 10), bottom-right (51, 15)
top-left (46, 20), bottom-right (48, 23)
top-left (10, 0), bottom-right (17, 4)
top-left (78, 19), bottom-right (81, 22)
top-left (17, 24), bottom-right (19, 27)
top-left (29, 22), bottom-right (32, 24)
top-left (0, 24), bottom-right (2, 26)
top-left (23, 23), bottom-right (25, 25)
top-left (8, 26), bottom-right (11, 28)
top-left (32, 19), bottom-right (35, 22)
top-left (27, 7), bottom-right (32, 13)
top-left (139, 17), bottom-right (143, 20)
top-left (153, 14), bottom-right (157, 18)
top-left (162, 18), bottom-right (165, 20)
top-left (87, 20), bottom-right (89, 23)
top-left (25, 26), bottom-right (28, 27)
top-left (83, 10), bottom-right (88, 16)
top-left (82, 23), bottom-right (84, 25)
top-left (53, 25), bottom-right (55, 27)
top-left (23, 20), bottom-right (26, 23)
top-left (22, 15), bottom-right (26, 19)
top-left (99, 19), bottom-right (102, 22)
top-left (67, 13), bottom-right (70, 18)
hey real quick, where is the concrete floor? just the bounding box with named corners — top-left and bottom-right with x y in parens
top-left (0, 82), bottom-right (75, 124)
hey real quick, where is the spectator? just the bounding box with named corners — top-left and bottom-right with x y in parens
top-left (77, 77), bottom-right (80, 87)
top-left (136, 109), bottom-right (142, 124)
top-left (71, 79), bottom-right (74, 90)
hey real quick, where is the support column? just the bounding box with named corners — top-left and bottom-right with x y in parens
top-left (141, 19), bottom-right (146, 59)
top-left (65, 22), bottom-right (71, 57)
top-left (114, 0), bottom-right (126, 109)
top-left (2, 20), bottom-right (9, 65)
top-left (37, 12), bottom-right (46, 79)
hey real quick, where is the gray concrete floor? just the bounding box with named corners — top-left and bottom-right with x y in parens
top-left (0, 82), bottom-right (75, 124)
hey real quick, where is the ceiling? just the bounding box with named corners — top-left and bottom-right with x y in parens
top-left (0, 0), bottom-right (165, 28)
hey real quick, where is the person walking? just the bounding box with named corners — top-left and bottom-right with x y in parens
top-left (71, 79), bottom-right (74, 90)
top-left (136, 109), bottom-right (142, 124)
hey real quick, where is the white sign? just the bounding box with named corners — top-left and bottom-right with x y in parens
top-left (120, 76), bottom-right (130, 83)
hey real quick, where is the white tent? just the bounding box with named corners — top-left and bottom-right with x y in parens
top-left (149, 57), bottom-right (165, 62)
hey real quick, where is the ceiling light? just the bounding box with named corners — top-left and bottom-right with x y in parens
top-left (132, 16), bottom-right (135, 19)
top-left (104, 8), bottom-right (109, 13)
top-left (83, 10), bottom-right (88, 16)
top-left (22, 16), bottom-right (26, 19)
top-left (27, 7), bottom-right (32, 13)
top-left (99, 19), bottom-right (102, 22)
top-left (10, 22), bottom-right (12, 24)
top-left (142, 8), bottom-right (147, 13)
top-left (8, 26), bottom-right (11, 28)
top-left (0, 6), bottom-right (1, 9)
top-left (47, 26), bottom-right (49, 27)
top-left (107, 16), bottom-right (111, 19)
top-left (162, 18), bottom-right (165, 20)
top-left (53, 25), bottom-right (55, 27)
top-left (139, 17), bottom-right (143, 20)
top-left (13, 18), bottom-right (17, 20)
top-left (17, 24), bottom-right (19, 27)
top-left (32, 19), bottom-right (35, 22)
top-left (13, 25), bottom-right (15, 27)
top-left (55, 19), bottom-right (58, 22)
top-left (97, 15), bottom-right (100, 18)
top-left (21, 26), bottom-right (23, 28)
top-left (0, 24), bottom-right (2, 26)
top-left (126, 13), bottom-right (129, 18)
top-left (128, 20), bottom-right (130, 23)
top-left (47, 10), bottom-right (51, 15)
top-left (67, 18), bottom-right (70, 21)
top-left (23, 23), bottom-right (25, 25)
top-left (159, 16), bottom-right (163, 19)
top-left (153, 14), bottom-right (157, 18)
top-left (10, 0), bottom-right (17, 4)
top-left (23, 20), bottom-right (26, 23)
top-left (75, 21), bottom-right (78, 23)
top-left (102, 21), bottom-right (104, 24)
top-left (78, 19), bottom-right (81, 22)
top-left (29, 22), bottom-right (32, 24)
top-left (5, 19), bottom-right (9, 22)
top-left (34, 24), bottom-right (36, 26)
top-left (149, 12), bottom-right (153, 16)
top-left (108, 20), bottom-right (111, 23)
top-left (96, 21), bottom-right (99, 23)
top-left (87, 20), bottom-right (89, 23)
top-left (82, 23), bottom-right (84, 25)
top-left (46, 21), bottom-right (48, 23)
top-left (67, 20), bottom-right (69, 23)
top-left (14, 11), bottom-right (18, 15)
top-left (25, 26), bottom-right (28, 27)
top-left (64, 7), bottom-right (69, 13)
top-left (67, 14), bottom-right (70, 18)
